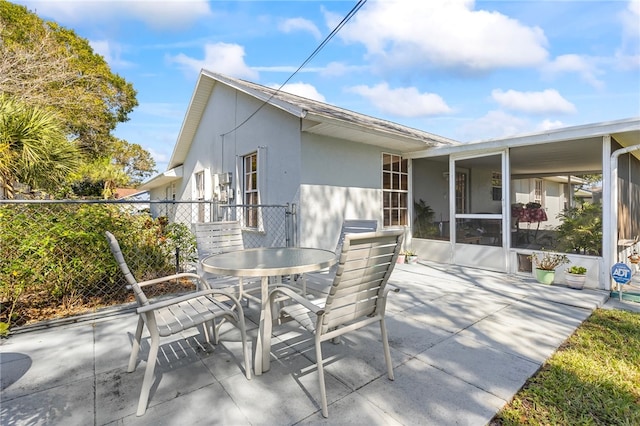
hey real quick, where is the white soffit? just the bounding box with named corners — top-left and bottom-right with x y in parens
top-left (168, 75), bottom-right (216, 169)
top-left (138, 165), bottom-right (183, 191)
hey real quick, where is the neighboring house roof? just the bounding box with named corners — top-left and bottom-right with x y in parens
top-left (166, 70), bottom-right (459, 172)
top-left (114, 188), bottom-right (140, 199)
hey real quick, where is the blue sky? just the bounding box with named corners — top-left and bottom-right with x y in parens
top-left (14, 0), bottom-right (640, 173)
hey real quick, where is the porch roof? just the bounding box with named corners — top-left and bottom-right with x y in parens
top-left (405, 117), bottom-right (640, 177)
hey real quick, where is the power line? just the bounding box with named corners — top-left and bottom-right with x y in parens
top-left (221, 0), bottom-right (367, 137)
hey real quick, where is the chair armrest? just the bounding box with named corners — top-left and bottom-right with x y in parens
top-left (137, 288), bottom-right (240, 314)
top-left (269, 287), bottom-right (323, 314)
top-left (385, 283), bottom-right (401, 294)
top-left (137, 272), bottom-right (204, 288)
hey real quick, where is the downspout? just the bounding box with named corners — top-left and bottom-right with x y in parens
top-left (607, 142), bottom-right (640, 289)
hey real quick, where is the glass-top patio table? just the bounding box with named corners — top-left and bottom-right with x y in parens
top-left (201, 247), bottom-right (337, 375)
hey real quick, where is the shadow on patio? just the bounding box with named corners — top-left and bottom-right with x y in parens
top-left (0, 261), bottom-right (616, 425)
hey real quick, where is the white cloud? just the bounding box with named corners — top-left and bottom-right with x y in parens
top-left (536, 119), bottom-right (565, 132)
top-left (542, 54), bottom-right (604, 89)
top-left (616, 0), bottom-right (640, 70)
top-left (16, 0), bottom-right (213, 30)
top-left (270, 83), bottom-right (326, 102)
top-left (334, 0), bottom-right (548, 74)
top-left (167, 42), bottom-right (258, 80)
top-left (278, 17), bottom-right (322, 40)
top-left (348, 83), bottom-right (452, 117)
top-left (461, 110), bottom-right (530, 141)
top-left (621, 0), bottom-right (640, 40)
top-left (320, 61), bottom-right (353, 77)
top-left (89, 40), bottom-right (134, 69)
top-left (491, 89), bottom-right (576, 115)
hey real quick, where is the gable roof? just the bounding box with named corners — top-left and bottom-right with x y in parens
top-left (166, 69), bottom-right (459, 170)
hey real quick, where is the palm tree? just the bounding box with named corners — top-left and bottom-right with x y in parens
top-left (0, 95), bottom-right (80, 198)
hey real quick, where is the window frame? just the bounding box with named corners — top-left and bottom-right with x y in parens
top-left (382, 153), bottom-right (408, 227)
top-left (243, 151), bottom-right (259, 229)
top-left (492, 171), bottom-right (502, 201)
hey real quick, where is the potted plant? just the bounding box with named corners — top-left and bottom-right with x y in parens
top-left (565, 265), bottom-right (587, 289)
top-left (396, 252), bottom-right (406, 264)
top-left (529, 251), bottom-right (569, 284)
top-left (403, 249), bottom-right (418, 264)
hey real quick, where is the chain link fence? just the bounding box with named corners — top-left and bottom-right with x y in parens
top-left (0, 199), bottom-right (295, 332)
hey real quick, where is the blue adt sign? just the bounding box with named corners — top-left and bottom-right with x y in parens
top-left (611, 263), bottom-right (632, 285)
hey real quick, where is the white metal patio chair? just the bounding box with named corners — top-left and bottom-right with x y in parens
top-left (192, 221), bottom-right (261, 303)
top-left (269, 230), bottom-right (403, 417)
top-left (105, 231), bottom-right (252, 416)
top-left (302, 219), bottom-right (378, 296)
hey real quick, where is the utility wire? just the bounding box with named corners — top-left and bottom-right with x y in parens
top-left (221, 0), bottom-right (367, 137)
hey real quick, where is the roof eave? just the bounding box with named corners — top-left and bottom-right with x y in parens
top-left (138, 165), bottom-right (184, 191)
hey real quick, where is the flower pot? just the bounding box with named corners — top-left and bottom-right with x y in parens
top-left (406, 255), bottom-right (418, 264)
top-left (535, 268), bottom-right (555, 285)
top-left (565, 272), bottom-right (586, 289)
top-left (396, 254), bottom-right (405, 264)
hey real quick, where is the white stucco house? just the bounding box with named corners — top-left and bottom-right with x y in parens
top-left (140, 69), bottom-right (640, 290)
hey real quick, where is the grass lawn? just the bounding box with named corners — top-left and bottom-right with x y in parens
top-left (492, 308), bottom-right (640, 425)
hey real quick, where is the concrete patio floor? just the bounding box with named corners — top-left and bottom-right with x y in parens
top-left (2, 261), bottom-right (637, 425)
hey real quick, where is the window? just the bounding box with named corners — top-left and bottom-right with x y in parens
top-left (492, 171), bottom-right (502, 201)
top-left (195, 171), bottom-right (205, 222)
top-left (382, 153), bottom-right (408, 226)
top-left (244, 152), bottom-right (258, 228)
top-left (165, 183), bottom-right (176, 201)
top-left (164, 183), bottom-right (176, 219)
top-left (455, 171), bottom-right (467, 214)
top-left (534, 178), bottom-right (544, 206)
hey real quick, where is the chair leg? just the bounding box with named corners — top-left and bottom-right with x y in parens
top-left (128, 316), bottom-right (144, 373)
top-left (379, 318), bottom-right (394, 380)
top-left (201, 321), bottom-right (212, 344)
top-left (136, 330), bottom-right (160, 416)
top-left (211, 320), bottom-right (220, 345)
top-left (315, 341), bottom-right (329, 418)
top-left (235, 313), bottom-right (252, 380)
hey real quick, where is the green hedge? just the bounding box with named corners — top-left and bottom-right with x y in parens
top-left (0, 203), bottom-right (195, 331)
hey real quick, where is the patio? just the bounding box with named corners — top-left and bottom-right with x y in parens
top-left (2, 261), bottom-right (632, 425)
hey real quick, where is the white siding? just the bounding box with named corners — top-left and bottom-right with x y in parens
top-left (298, 134), bottom-right (394, 249)
top-left (177, 83), bottom-right (302, 206)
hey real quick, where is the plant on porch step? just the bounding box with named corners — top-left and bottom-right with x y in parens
top-left (530, 251), bottom-right (570, 285)
top-left (565, 265), bottom-right (587, 289)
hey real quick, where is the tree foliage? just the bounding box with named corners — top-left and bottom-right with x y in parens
top-left (0, 94), bottom-right (80, 197)
top-left (0, 1), bottom-right (155, 196)
top-left (0, 1), bottom-right (138, 158)
top-left (110, 137), bottom-right (156, 185)
top-left (556, 202), bottom-right (603, 255)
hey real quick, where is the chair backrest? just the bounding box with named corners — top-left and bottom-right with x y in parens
top-left (192, 221), bottom-right (245, 259)
top-left (334, 219), bottom-right (378, 254)
top-left (321, 230), bottom-right (403, 333)
top-left (105, 231), bottom-right (150, 306)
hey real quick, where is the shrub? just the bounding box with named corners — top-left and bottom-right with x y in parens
top-left (556, 202), bottom-right (602, 255)
top-left (0, 203), bottom-right (179, 329)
